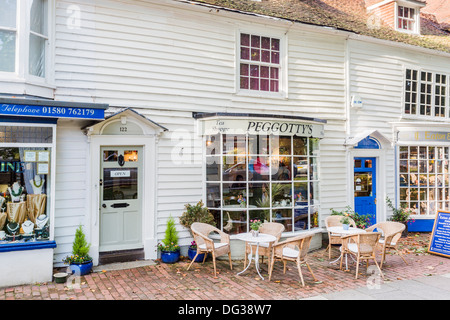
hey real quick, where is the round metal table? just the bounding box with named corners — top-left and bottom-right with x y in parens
top-left (234, 232), bottom-right (277, 280)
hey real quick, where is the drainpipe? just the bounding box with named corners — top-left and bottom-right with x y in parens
top-left (344, 35), bottom-right (352, 207)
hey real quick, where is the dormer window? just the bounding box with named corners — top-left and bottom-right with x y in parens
top-left (397, 5), bottom-right (416, 32)
top-left (367, 0), bottom-right (424, 35)
top-left (394, 1), bottom-right (425, 34)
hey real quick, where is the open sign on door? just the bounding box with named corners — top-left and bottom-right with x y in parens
top-left (110, 170), bottom-right (131, 178)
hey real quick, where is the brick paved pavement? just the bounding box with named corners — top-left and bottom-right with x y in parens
top-left (1, 233), bottom-right (450, 300)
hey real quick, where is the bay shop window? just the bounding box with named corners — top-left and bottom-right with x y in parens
top-left (0, 0), bottom-right (50, 78)
top-left (0, 124), bottom-right (55, 245)
top-left (399, 145), bottom-right (450, 216)
top-left (198, 115), bottom-right (326, 235)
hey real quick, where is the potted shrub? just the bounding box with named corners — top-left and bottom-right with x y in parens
top-left (62, 225), bottom-right (93, 276)
top-left (179, 200), bottom-right (215, 262)
top-left (331, 206), bottom-right (373, 229)
top-left (158, 216), bottom-right (180, 264)
top-left (386, 197), bottom-right (414, 237)
top-left (187, 241), bottom-right (206, 262)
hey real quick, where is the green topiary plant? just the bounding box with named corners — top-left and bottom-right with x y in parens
top-left (179, 200), bottom-right (215, 232)
top-left (158, 216), bottom-right (180, 252)
top-left (63, 225), bottom-right (92, 264)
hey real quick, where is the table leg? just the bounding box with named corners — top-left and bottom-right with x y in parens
top-left (329, 247), bottom-right (349, 270)
top-left (254, 243), bottom-right (264, 280)
top-left (329, 246), bottom-right (343, 265)
top-left (237, 242), bottom-right (253, 276)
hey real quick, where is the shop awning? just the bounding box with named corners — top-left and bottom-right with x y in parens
top-left (193, 112), bottom-right (326, 138)
top-left (0, 97), bottom-right (109, 121)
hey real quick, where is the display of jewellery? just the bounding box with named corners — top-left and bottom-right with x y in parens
top-left (0, 145), bottom-right (52, 244)
top-left (0, 179), bottom-right (49, 243)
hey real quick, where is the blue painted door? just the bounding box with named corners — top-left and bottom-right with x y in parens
top-left (354, 157), bottom-right (376, 225)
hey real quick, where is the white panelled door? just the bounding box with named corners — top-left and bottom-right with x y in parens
top-left (99, 146), bottom-right (143, 252)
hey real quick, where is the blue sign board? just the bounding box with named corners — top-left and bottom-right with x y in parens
top-left (0, 103), bottom-right (105, 120)
top-left (428, 211), bottom-right (450, 258)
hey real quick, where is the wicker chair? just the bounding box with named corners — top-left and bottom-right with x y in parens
top-left (268, 233), bottom-right (318, 287)
top-left (366, 221), bottom-right (408, 268)
top-left (244, 222), bottom-right (285, 271)
top-left (340, 232), bottom-right (384, 279)
top-left (325, 215), bottom-right (356, 259)
top-left (187, 222), bottom-right (233, 277)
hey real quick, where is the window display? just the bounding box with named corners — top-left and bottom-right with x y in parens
top-left (206, 133), bottom-right (320, 234)
top-left (399, 145), bottom-right (450, 216)
top-left (0, 125), bottom-right (53, 244)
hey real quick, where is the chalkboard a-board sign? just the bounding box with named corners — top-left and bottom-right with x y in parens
top-left (428, 211), bottom-right (450, 258)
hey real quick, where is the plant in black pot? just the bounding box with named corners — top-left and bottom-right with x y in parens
top-left (179, 201), bottom-right (215, 263)
top-left (386, 197), bottom-right (414, 237)
top-left (62, 225), bottom-right (93, 276)
top-left (158, 216), bottom-right (180, 264)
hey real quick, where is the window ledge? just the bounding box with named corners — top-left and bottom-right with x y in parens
top-left (0, 241), bottom-right (57, 253)
top-left (401, 115), bottom-right (450, 122)
top-left (234, 90), bottom-right (288, 100)
top-left (0, 78), bottom-right (55, 99)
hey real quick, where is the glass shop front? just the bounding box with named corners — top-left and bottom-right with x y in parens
top-left (397, 127), bottom-right (450, 231)
top-left (198, 114), bottom-right (326, 235)
top-left (0, 124), bottom-right (54, 244)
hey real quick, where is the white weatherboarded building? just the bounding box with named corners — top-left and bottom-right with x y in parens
top-left (0, 0), bottom-right (448, 286)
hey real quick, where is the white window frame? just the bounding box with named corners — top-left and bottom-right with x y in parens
top-left (395, 2), bottom-right (421, 34)
top-left (403, 67), bottom-right (450, 120)
top-left (0, 0), bottom-right (55, 97)
top-left (235, 28), bottom-right (288, 99)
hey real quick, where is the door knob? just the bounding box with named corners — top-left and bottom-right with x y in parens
top-left (102, 204), bottom-right (107, 208)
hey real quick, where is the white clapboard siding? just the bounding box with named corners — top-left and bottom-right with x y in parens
top-left (53, 121), bottom-right (90, 264)
top-left (348, 38), bottom-right (450, 217)
top-left (53, 0), bottom-right (350, 253)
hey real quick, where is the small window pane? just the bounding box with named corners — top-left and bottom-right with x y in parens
top-left (248, 135), bottom-right (269, 155)
top-left (29, 33), bottom-right (46, 77)
top-left (206, 183), bottom-right (220, 208)
top-left (103, 150), bottom-right (118, 162)
top-left (0, 0), bottom-right (17, 28)
top-left (0, 126), bottom-right (52, 143)
top-left (248, 156), bottom-right (270, 181)
top-left (271, 156), bottom-right (292, 181)
top-left (0, 31), bottom-right (16, 72)
top-left (30, 0), bottom-right (48, 36)
top-left (124, 150), bottom-right (138, 162)
top-left (248, 183), bottom-right (270, 208)
top-left (103, 168), bottom-right (138, 200)
top-left (223, 156), bottom-right (246, 182)
top-left (240, 33), bottom-right (249, 47)
top-left (206, 156), bottom-right (220, 181)
top-left (293, 136), bottom-right (307, 155)
top-left (274, 209), bottom-right (293, 232)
